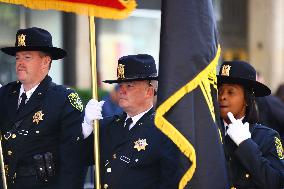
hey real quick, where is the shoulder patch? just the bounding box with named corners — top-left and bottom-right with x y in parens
top-left (274, 137), bottom-right (284, 160)
top-left (68, 92), bottom-right (83, 112)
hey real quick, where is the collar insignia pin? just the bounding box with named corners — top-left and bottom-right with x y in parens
top-left (134, 138), bottom-right (148, 152)
top-left (33, 110), bottom-right (44, 125)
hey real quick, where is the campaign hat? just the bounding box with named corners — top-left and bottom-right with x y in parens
top-left (1, 27), bottom-right (66, 60)
top-left (217, 61), bottom-right (271, 97)
top-left (103, 54), bottom-right (158, 84)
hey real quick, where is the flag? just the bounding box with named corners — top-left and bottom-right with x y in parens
top-left (155, 0), bottom-right (229, 188)
top-left (0, 0), bottom-right (136, 19)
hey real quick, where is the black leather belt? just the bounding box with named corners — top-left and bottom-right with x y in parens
top-left (17, 165), bottom-right (36, 177)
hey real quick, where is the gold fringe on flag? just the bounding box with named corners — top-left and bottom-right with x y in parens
top-left (0, 0), bottom-right (137, 19)
top-left (155, 45), bottom-right (221, 189)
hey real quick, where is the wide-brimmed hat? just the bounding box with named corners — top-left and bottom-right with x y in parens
top-left (217, 61), bottom-right (271, 97)
top-left (103, 54), bottom-right (158, 84)
top-left (1, 27), bottom-right (66, 60)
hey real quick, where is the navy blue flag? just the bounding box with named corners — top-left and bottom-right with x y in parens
top-left (155, 0), bottom-right (229, 188)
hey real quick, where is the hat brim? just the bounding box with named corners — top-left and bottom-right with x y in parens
top-left (103, 76), bottom-right (158, 84)
top-left (1, 46), bottom-right (67, 60)
top-left (217, 75), bottom-right (271, 97)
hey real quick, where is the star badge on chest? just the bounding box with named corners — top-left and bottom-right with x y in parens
top-left (134, 138), bottom-right (148, 152)
top-left (33, 110), bottom-right (44, 125)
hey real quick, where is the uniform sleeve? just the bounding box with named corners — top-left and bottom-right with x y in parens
top-left (157, 135), bottom-right (179, 189)
top-left (234, 131), bottom-right (284, 189)
top-left (267, 96), bottom-right (284, 141)
top-left (57, 91), bottom-right (86, 189)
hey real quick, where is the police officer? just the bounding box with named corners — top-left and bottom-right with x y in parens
top-left (82, 54), bottom-right (179, 189)
top-left (217, 61), bottom-right (284, 189)
top-left (0, 27), bottom-right (85, 189)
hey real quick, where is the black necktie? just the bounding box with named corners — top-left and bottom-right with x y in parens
top-left (18, 92), bottom-right (27, 112)
top-left (225, 125), bottom-right (229, 133)
top-left (124, 118), bottom-right (133, 130)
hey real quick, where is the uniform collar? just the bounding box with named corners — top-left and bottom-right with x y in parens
top-left (17, 75), bottom-right (52, 105)
top-left (126, 106), bottom-right (153, 130)
top-left (19, 83), bottom-right (39, 101)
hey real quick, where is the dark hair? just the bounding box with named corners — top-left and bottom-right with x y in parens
top-left (244, 88), bottom-right (259, 124)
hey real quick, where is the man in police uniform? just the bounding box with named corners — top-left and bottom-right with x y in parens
top-left (0, 27), bottom-right (85, 189)
top-left (82, 54), bottom-right (179, 189)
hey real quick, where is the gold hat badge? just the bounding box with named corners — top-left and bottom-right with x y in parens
top-left (33, 110), bottom-right (44, 125)
top-left (221, 65), bottom-right (231, 76)
top-left (134, 138), bottom-right (148, 152)
top-left (117, 64), bottom-right (125, 79)
top-left (17, 34), bottom-right (26, 47)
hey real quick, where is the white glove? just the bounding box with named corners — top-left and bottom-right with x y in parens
top-left (82, 99), bottom-right (105, 138)
top-left (227, 112), bottom-right (251, 146)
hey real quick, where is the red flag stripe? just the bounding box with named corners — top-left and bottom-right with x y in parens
top-left (62, 0), bottom-right (125, 10)
top-left (0, 0), bottom-right (136, 19)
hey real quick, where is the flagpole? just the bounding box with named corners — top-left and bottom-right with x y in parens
top-left (0, 139), bottom-right (7, 189)
top-left (89, 16), bottom-right (101, 189)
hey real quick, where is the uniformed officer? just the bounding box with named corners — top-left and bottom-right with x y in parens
top-left (82, 54), bottom-right (179, 189)
top-left (0, 27), bottom-right (85, 189)
top-left (217, 61), bottom-right (284, 189)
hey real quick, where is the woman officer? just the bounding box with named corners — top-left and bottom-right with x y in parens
top-left (217, 60), bottom-right (284, 189)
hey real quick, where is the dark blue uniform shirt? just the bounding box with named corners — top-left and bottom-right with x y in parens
top-left (0, 76), bottom-right (85, 189)
top-left (86, 108), bottom-right (179, 189)
top-left (223, 122), bottom-right (284, 189)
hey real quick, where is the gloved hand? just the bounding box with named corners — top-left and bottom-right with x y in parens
top-left (227, 112), bottom-right (251, 146)
top-left (82, 99), bottom-right (104, 138)
top-left (84, 99), bottom-right (105, 124)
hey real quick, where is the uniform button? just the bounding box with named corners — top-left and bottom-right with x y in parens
top-left (4, 165), bottom-right (8, 176)
top-left (107, 168), bottom-right (111, 173)
top-left (12, 134), bottom-right (16, 139)
top-left (77, 137), bottom-right (80, 141)
top-left (8, 151), bottom-right (12, 156)
top-left (104, 184), bottom-right (108, 188)
top-left (113, 154), bottom-right (116, 159)
top-left (245, 173), bottom-right (250, 178)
